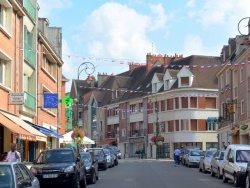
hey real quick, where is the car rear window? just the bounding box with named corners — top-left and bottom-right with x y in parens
top-left (190, 150), bottom-right (203, 156)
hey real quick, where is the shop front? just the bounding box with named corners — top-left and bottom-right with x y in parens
top-left (128, 137), bottom-right (145, 157)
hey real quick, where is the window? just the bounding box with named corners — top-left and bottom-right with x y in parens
top-left (130, 104), bottom-right (136, 113)
top-left (122, 110), bottom-right (126, 119)
top-left (181, 97), bottom-right (188, 108)
top-left (122, 128), bottom-right (126, 137)
top-left (0, 57), bottom-right (11, 88)
top-left (42, 55), bottom-right (57, 78)
top-left (240, 67), bottom-right (244, 82)
top-left (226, 70), bottom-right (230, 85)
top-left (181, 77), bottom-right (189, 86)
top-left (139, 103), bottom-right (143, 112)
top-left (153, 83), bottom-right (157, 93)
top-left (190, 97), bottom-right (197, 108)
top-left (205, 97), bottom-right (216, 109)
top-left (114, 107), bottom-right (119, 115)
top-left (190, 119), bottom-right (197, 131)
top-left (99, 121), bottom-right (102, 131)
top-left (0, 1), bottom-right (12, 35)
top-left (115, 90), bottom-right (119, 98)
top-left (174, 98), bottom-right (179, 109)
top-left (107, 109), bottom-right (112, 116)
top-left (241, 99), bottom-right (244, 115)
top-left (220, 75), bottom-right (224, 90)
top-left (165, 79), bottom-right (170, 90)
top-left (112, 91), bottom-right (115, 99)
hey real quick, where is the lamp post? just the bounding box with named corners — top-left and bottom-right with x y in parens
top-left (76, 62), bottom-right (95, 127)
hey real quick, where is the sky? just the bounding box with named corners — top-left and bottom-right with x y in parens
top-left (37, 0), bottom-right (250, 92)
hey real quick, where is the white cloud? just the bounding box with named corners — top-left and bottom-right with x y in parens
top-left (196, 0), bottom-right (250, 35)
top-left (182, 34), bottom-right (220, 56)
top-left (38, 0), bottom-right (72, 17)
top-left (73, 2), bottom-right (169, 63)
top-left (148, 3), bottom-right (168, 30)
top-left (186, 0), bottom-right (196, 8)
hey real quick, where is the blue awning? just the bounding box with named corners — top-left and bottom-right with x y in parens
top-left (24, 120), bottom-right (64, 139)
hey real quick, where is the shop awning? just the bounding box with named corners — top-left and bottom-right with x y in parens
top-left (24, 120), bottom-right (63, 139)
top-left (0, 111), bottom-right (47, 142)
top-left (98, 138), bottom-right (117, 146)
top-left (0, 112), bottom-right (36, 141)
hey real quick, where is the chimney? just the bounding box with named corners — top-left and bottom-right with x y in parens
top-left (129, 62), bottom-right (141, 74)
top-left (97, 73), bottom-right (109, 87)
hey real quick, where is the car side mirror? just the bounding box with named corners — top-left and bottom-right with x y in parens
top-left (229, 157), bottom-right (234, 163)
top-left (20, 180), bottom-right (32, 188)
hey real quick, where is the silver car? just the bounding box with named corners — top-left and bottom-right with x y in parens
top-left (210, 150), bottom-right (225, 179)
top-left (199, 149), bottom-right (217, 173)
top-left (185, 150), bottom-right (204, 167)
top-left (0, 162), bottom-right (40, 188)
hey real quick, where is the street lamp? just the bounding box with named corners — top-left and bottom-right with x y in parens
top-left (76, 62), bottom-right (95, 127)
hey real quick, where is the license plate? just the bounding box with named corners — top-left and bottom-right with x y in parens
top-left (43, 174), bottom-right (58, 178)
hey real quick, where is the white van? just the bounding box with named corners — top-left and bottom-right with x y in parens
top-left (222, 144), bottom-right (250, 187)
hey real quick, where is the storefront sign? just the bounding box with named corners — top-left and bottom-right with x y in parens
top-left (129, 138), bottom-right (144, 143)
top-left (9, 93), bottom-right (24, 105)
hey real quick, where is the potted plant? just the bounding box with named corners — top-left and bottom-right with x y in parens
top-left (71, 128), bottom-right (85, 146)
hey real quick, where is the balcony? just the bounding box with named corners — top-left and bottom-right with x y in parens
top-left (23, 0), bottom-right (36, 21)
top-left (24, 91), bottom-right (36, 110)
top-left (24, 42), bottom-right (36, 67)
top-left (130, 129), bottom-right (147, 137)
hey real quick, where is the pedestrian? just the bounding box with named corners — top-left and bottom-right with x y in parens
top-left (173, 148), bottom-right (181, 166)
top-left (6, 143), bottom-right (21, 162)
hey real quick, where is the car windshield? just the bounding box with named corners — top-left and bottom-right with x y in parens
top-left (236, 150), bottom-right (250, 163)
top-left (220, 151), bottom-right (225, 158)
top-left (80, 153), bottom-right (91, 163)
top-left (0, 165), bottom-right (14, 188)
top-left (190, 150), bottom-right (203, 156)
top-left (206, 150), bottom-right (217, 158)
top-left (103, 149), bottom-right (110, 155)
top-left (88, 149), bottom-right (104, 157)
top-left (37, 150), bottom-right (74, 163)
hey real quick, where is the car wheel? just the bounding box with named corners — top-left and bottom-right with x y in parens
top-left (246, 175), bottom-right (250, 188)
top-left (199, 165), bottom-right (202, 172)
top-left (202, 165), bottom-right (206, 173)
top-left (234, 174), bottom-right (240, 187)
top-left (72, 174), bottom-right (80, 188)
top-left (90, 171), bottom-right (97, 184)
top-left (217, 168), bottom-right (222, 179)
top-left (80, 174), bottom-right (87, 188)
top-left (223, 172), bottom-right (228, 183)
top-left (210, 167), bottom-right (215, 177)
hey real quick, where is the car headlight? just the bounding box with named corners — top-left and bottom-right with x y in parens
top-left (64, 166), bottom-right (74, 173)
top-left (30, 167), bottom-right (37, 175)
top-left (85, 166), bottom-right (91, 170)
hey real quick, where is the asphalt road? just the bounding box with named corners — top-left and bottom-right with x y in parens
top-left (88, 158), bottom-right (240, 188)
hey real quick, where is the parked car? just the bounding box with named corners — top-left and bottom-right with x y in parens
top-left (185, 149), bottom-right (204, 167)
top-left (245, 162), bottom-right (250, 188)
top-left (182, 146), bottom-right (201, 165)
top-left (30, 147), bottom-right (87, 188)
top-left (87, 148), bottom-right (108, 170)
top-left (104, 146), bottom-right (121, 159)
top-left (0, 162), bottom-right (40, 188)
top-left (104, 146), bottom-right (119, 165)
top-left (80, 151), bottom-right (99, 184)
top-left (103, 148), bottom-right (115, 168)
top-left (222, 144), bottom-right (250, 187)
top-left (199, 149), bottom-right (217, 173)
top-left (210, 150), bottom-right (225, 179)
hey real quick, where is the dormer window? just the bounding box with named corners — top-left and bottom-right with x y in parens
top-left (153, 83), bottom-right (157, 93)
top-left (165, 79), bottom-right (170, 90)
top-left (181, 77), bottom-right (189, 86)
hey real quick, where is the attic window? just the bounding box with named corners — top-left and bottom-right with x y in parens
top-left (181, 77), bottom-right (189, 86)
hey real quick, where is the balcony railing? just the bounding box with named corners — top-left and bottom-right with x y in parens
top-left (24, 42), bottom-right (36, 67)
top-left (23, 0), bottom-right (36, 21)
top-left (130, 129), bottom-right (147, 137)
top-left (24, 91), bottom-right (36, 110)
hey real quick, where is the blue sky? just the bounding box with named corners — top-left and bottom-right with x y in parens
top-left (37, 0), bottom-right (250, 92)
